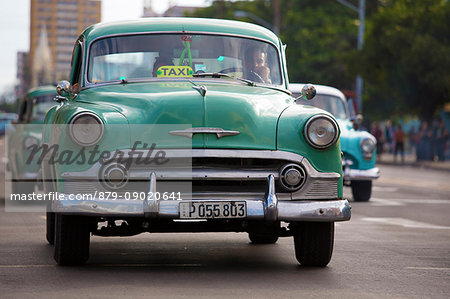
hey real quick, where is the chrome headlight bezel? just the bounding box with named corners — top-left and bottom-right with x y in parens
top-left (360, 136), bottom-right (377, 160)
top-left (69, 112), bottom-right (104, 146)
top-left (303, 114), bottom-right (339, 149)
top-left (360, 136), bottom-right (377, 153)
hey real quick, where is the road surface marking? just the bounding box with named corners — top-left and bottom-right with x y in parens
top-left (406, 267), bottom-right (450, 271)
top-left (362, 217), bottom-right (450, 230)
top-left (377, 177), bottom-right (450, 192)
top-left (0, 265), bottom-right (54, 268)
top-left (97, 263), bottom-right (203, 267)
top-left (370, 198), bottom-right (450, 206)
top-left (402, 199), bottom-right (450, 204)
top-left (0, 263), bottom-right (203, 268)
top-left (370, 198), bottom-right (405, 206)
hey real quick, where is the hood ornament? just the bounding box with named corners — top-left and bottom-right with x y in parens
top-left (170, 127), bottom-right (240, 139)
top-left (192, 85), bottom-right (207, 96)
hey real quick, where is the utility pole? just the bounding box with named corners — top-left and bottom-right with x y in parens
top-left (273, 0), bottom-right (280, 35)
top-left (337, 0), bottom-right (365, 113)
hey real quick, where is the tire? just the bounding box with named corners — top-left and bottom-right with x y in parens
top-left (54, 214), bottom-right (90, 266)
top-left (248, 232), bottom-right (279, 244)
top-left (46, 212), bottom-right (55, 245)
top-left (293, 222), bottom-right (334, 267)
top-left (351, 180), bottom-right (372, 202)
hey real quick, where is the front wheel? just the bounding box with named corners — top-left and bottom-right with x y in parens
top-left (54, 214), bottom-right (90, 266)
top-left (351, 180), bottom-right (372, 202)
top-left (293, 222), bottom-right (334, 267)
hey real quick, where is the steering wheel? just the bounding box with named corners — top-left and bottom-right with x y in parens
top-left (218, 67), bottom-right (264, 83)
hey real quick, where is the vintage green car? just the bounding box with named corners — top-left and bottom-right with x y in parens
top-left (290, 84), bottom-right (379, 201)
top-left (7, 85), bottom-right (57, 194)
top-left (41, 18), bottom-right (351, 266)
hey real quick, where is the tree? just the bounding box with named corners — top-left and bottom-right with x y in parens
top-left (189, 0), bottom-right (361, 90)
top-left (357, 0), bottom-right (450, 121)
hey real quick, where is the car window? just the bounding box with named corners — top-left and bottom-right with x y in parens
top-left (87, 33), bottom-right (282, 86)
top-left (296, 94), bottom-right (348, 119)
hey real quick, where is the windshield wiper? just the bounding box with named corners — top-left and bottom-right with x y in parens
top-left (192, 72), bottom-right (255, 86)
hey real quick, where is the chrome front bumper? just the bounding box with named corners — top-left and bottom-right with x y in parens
top-left (52, 174), bottom-right (351, 222)
top-left (343, 167), bottom-right (380, 181)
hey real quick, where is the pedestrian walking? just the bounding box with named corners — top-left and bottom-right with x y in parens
top-left (394, 124), bottom-right (405, 163)
top-left (408, 126), bottom-right (416, 156)
top-left (371, 122), bottom-right (384, 161)
top-left (435, 118), bottom-right (448, 161)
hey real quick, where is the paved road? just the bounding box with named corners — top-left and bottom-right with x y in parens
top-left (1, 135), bottom-right (449, 298)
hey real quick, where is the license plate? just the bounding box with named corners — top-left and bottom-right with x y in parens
top-left (179, 201), bottom-right (247, 219)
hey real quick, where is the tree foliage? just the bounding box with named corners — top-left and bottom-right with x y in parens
top-left (189, 0), bottom-right (449, 120)
top-left (357, 0), bottom-right (450, 121)
top-left (189, 0), bottom-right (360, 89)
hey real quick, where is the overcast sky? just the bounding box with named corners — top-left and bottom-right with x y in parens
top-left (0, 0), bottom-right (209, 95)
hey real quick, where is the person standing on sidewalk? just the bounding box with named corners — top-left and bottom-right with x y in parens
top-left (394, 124), bottom-right (405, 163)
top-left (371, 122), bottom-right (384, 161)
top-left (435, 118), bottom-right (448, 161)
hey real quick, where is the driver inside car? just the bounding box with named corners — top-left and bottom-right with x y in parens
top-left (244, 46), bottom-right (271, 84)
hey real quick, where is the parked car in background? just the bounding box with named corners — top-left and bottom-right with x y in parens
top-left (42, 18), bottom-right (351, 266)
top-left (7, 85), bottom-right (57, 194)
top-left (290, 84), bottom-right (379, 202)
top-left (0, 112), bottom-right (17, 136)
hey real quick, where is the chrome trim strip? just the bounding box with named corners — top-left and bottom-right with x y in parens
top-left (344, 167), bottom-right (380, 181)
top-left (18, 172), bottom-right (38, 180)
top-left (169, 127), bottom-right (240, 139)
top-left (61, 149), bottom-right (305, 179)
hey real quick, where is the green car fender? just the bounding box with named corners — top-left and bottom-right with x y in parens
top-left (43, 100), bottom-right (130, 192)
top-left (277, 104), bottom-right (343, 198)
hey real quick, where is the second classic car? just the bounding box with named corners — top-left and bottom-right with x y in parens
top-left (7, 85), bottom-right (57, 194)
top-left (290, 83), bottom-right (380, 201)
top-left (40, 18), bottom-right (351, 266)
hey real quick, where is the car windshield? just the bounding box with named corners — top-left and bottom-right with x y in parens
top-left (296, 94), bottom-right (348, 119)
top-left (30, 95), bottom-right (55, 121)
top-left (87, 33), bottom-right (282, 86)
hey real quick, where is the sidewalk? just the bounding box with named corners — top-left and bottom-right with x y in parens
top-left (376, 152), bottom-right (450, 172)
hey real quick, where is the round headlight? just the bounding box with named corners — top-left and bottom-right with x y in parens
top-left (304, 115), bottom-right (339, 149)
top-left (23, 136), bottom-right (39, 149)
top-left (360, 137), bottom-right (376, 153)
top-left (69, 113), bottom-right (104, 146)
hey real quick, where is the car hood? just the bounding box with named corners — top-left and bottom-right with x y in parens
top-left (77, 81), bottom-right (292, 149)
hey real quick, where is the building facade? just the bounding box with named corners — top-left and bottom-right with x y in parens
top-left (15, 52), bottom-right (31, 99)
top-left (30, 0), bottom-right (101, 87)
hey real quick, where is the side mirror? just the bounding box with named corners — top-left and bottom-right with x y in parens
top-left (56, 80), bottom-right (73, 98)
top-left (295, 84), bottom-right (316, 101)
top-left (350, 114), bottom-right (363, 130)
